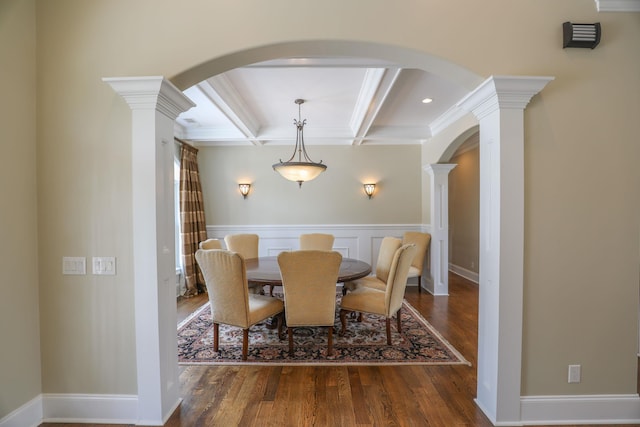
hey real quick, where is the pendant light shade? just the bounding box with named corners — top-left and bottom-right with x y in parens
top-left (273, 99), bottom-right (326, 187)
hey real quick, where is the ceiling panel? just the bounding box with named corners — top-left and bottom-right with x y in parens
top-left (175, 57), bottom-right (472, 146)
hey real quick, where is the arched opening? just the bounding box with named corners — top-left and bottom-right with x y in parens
top-left (106, 40), bottom-right (552, 425)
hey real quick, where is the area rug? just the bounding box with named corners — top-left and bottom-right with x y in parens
top-left (177, 295), bottom-right (470, 366)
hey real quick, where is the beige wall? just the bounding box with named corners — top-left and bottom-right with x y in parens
top-left (198, 145), bottom-right (422, 225)
top-left (0, 0), bottom-right (42, 416)
top-left (449, 141), bottom-right (480, 275)
top-left (2, 0), bottom-right (639, 419)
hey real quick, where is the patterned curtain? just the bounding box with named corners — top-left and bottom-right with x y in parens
top-left (179, 141), bottom-right (208, 296)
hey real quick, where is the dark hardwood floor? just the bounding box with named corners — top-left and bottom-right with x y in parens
top-left (42, 273), bottom-right (638, 427)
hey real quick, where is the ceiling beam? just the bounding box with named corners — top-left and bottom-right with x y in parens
top-left (349, 68), bottom-right (402, 145)
top-left (200, 76), bottom-right (263, 146)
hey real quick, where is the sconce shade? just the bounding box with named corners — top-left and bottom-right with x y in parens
top-left (364, 183), bottom-right (376, 199)
top-left (563, 22), bottom-right (601, 49)
top-left (239, 183), bottom-right (251, 198)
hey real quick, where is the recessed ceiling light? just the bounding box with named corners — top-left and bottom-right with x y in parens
top-left (422, 98), bottom-right (433, 104)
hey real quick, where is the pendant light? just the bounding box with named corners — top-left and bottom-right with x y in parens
top-left (272, 99), bottom-right (327, 187)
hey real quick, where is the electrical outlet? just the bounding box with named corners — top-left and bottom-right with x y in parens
top-left (568, 364), bottom-right (581, 383)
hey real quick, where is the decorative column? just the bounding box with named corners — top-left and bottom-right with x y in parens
top-left (457, 75), bottom-right (553, 425)
top-left (424, 164), bottom-right (456, 295)
top-left (103, 77), bottom-right (194, 425)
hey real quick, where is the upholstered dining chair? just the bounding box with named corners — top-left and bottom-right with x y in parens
top-left (299, 233), bottom-right (335, 251)
top-left (199, 238), bottom-right (223, 250)
top-left (339, 243), bottom-right (417, 345)
top-left (195, 249), bottom-right (284, 361)
top-left (342, 236), bottom-right (402, 294)
top-left (224, 233), bottom-right (263, 294)
top-left (402, 231), bottom-right (431, 293)
top-left (224, 233), bottom-right (259, 259)
top-left (277, 250), bottom-right (342, 356)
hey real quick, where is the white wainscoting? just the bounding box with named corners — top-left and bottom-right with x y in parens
top-left (206, 224), bottom-right (428, 286)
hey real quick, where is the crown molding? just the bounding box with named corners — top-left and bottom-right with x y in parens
top-left (102, 76), bottom-right (195, 119)
top-left (456, 75), bottom-right (554, 120)
top-left (595, 0), bottom-right (640, 11)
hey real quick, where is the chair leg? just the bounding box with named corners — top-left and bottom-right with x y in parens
top-left (288, 327), bottom-right (294, 355)
top-left (269, 285), bottom-right (274, 297)
top-left (277, 313), bottom-right (284, 340)
top-left (418, 275), bottom-right (422, 293)
top-left (385, 318), bottom-right (392, 345)
top-left (396, 307), bottom-right (402, 334)
top-left (339, 309), bottom-right (349, 336)
top-left (242, 329), bottom-right (249, 360)
top-left (213, 323), bottom-right (220, 352)
top-left (327, 326), bottom-right (333, 356)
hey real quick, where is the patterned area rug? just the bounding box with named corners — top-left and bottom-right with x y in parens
top-left (178, 295), bottom-right (470, 366)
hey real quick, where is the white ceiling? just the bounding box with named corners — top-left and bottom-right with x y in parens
top-left (175, 57), bottom-right (471, 147)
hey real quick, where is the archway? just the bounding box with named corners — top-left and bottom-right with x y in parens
top-left (106, 40), bottom-right (552, 426)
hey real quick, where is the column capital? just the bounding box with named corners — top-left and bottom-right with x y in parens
top-left (424, 163), bottom-right (457, 176)
top-left (457, 75), bottom-right (554, 120)
top-left (103, 76), bottom-right (195, 120)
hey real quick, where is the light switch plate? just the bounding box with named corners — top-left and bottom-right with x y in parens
top-left (63, 257), bottom-right (86, 275)
top-left (92, 257), bottom-right (116, 275)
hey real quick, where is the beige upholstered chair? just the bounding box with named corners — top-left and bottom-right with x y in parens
top-left (195, 249), bottom-right (284, 361)
top-left (342, 236), bottom-right (402, 294)
top-left (224, 233), bottom-right (259, 259)
top-left (339, 244), bottom-right (417, 345)
top-left (224, 233), bottom-right (262, 294)
top-left (402, 232), bottom-right (431, 293)
top-left (277, 250), bottom-right (342, 356)
top-left (299, 233), bottom-right (335, 251)
top-left (199, 238), bottom-right (223, 250)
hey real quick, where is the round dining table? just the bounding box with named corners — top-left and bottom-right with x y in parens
top-left (245, 256), bottom-right (371, 286)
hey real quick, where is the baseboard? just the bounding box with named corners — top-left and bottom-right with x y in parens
top-left (520, 394), bottom-right (640, 425)
top-left (0, 393), bottom-right (138, 427)
top-left (449, 263), bottom-right (479, 284)
top-left (0, 395), bottom-right (42, 427)
top-left (41, 393), bottom-right (138, 424)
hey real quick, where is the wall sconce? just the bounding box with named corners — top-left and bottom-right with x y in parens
top-left (563, 22), bottom-right (601, 49)
top-left (238, 183), bottom-right (251, 199)
top-left (363, 183), bottom-right (376, 199)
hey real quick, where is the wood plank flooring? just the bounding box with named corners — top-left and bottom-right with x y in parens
top-left (41, 273), bottom-right (638, 427)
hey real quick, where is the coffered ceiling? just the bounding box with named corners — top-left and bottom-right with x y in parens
top-left (174, 57), bottom-right (470, 147)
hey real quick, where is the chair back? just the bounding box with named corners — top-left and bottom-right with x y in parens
top-left (299, 233), bottom-right (335, 250)
top-left (375, 237), bottom-right (402, 283)
top-left (199, 238), bottom-right (222, 250)
top-left (224, 233), bottom-right (259, 259)
top-left (384, 244), bottom-right (418, 316)
top-left (402, 232), bottom-right (431, 275)
top-left (195, 249), bottom-right (250, 328)
top-left (277, 250), bottom-right (342, 327)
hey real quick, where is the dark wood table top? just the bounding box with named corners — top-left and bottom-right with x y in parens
top-left (245, 256), bottom-right (371, 285)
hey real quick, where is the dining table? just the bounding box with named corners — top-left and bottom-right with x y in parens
top-left (245, 255), bottom-right (372, 287)
top-left (245, 255), bottom-right (371, 330)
